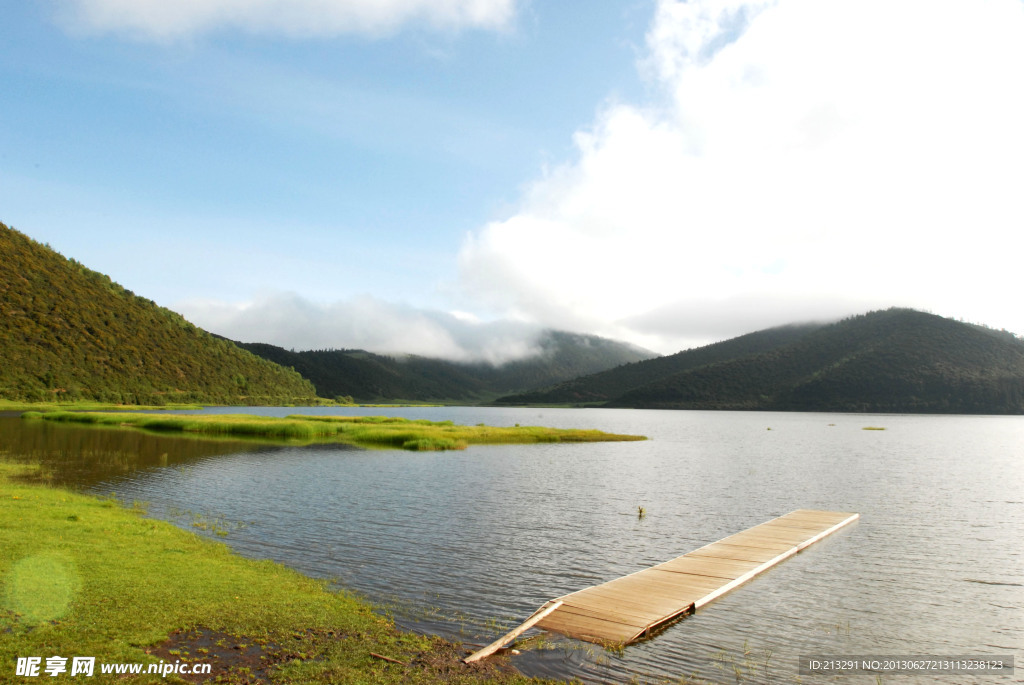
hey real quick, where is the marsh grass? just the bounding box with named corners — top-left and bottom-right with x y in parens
top-left (24, 411), bottom-right (646, 451)
top-left (710, 640), bottom-right (777, 683)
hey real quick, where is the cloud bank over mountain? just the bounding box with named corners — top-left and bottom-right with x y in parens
top-left (178, 293), bottom-right (546, 363)
top-left (456, 0), bottom-right (1024, 353)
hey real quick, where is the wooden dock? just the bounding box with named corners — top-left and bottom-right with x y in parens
top-left (465, 509), bottom-right (857, 661)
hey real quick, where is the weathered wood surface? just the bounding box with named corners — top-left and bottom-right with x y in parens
top-left (527, 509), bottom-right (858, 645)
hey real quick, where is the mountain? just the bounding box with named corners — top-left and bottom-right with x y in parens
top-left (497, 309), bottom-right (1024, 414)
top-left (234, 331), bottom-right (657, 404)
top-left (495, 322), bottom-right (821, 405)
top-left (0, 222), bottom-right (318, 405)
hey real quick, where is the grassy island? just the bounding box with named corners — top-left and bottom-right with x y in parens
top-left (0, 461), bottom-right (550, 684)
top-left (22, 411), bottom-right (647, 451)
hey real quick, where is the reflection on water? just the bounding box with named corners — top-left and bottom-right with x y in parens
top-left (0, 416), bottom-right (270, 488)
top-left (2, 409), bottom-right (1022, 683)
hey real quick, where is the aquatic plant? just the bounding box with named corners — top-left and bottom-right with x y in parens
top-left (711, 639), bottom-right (777, 683)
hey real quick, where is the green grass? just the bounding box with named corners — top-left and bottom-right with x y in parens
top-left (0, 461), bottom-right (548, 684)
top-left (23, 412), bottom-right (647, 450)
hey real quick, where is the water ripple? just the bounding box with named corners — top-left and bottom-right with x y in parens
top-left (52, 408), bottom-right (1024, 684)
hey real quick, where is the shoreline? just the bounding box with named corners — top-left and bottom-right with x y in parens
top-left (0, 461), bottom-right (551, 684)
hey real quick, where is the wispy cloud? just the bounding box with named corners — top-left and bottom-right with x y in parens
top-left (175, 293), bottom-right (545, 364)
top-left (55, 0), bottom-right (517, 40)
top-left (458, 0), bottom-right (1024, 353)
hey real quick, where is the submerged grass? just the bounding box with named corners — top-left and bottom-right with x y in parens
top-left (23, 411), bottom-right (647, 450)
top-left (0, 461), bottom-right (544, 684)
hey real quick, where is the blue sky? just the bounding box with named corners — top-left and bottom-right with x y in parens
top-left (3, 0), bottom-right (1024, 359)
top-left (2, 2), bottom-right (647, 302)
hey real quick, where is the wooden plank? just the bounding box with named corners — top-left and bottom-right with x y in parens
top-left (759, 516), bottom-right (836, 528)
top-left (717, 532), bottom-right (803, 549)
top-left (561, 586), bottom-right (695, 617)
top-left (471, 510), bottom-right (858, 652)
top-left (653, 555), bottom-right (761, 579)
top-left (652, 566), bottom-right (744, 582)
top-left (541, 601), bottom-right (691, 644)
top-left (689, 542), bottom-right (796, 563)
top-left (719, 532), bottom-right (808, 547)
top-left (559, 596), bottom-right (667, 624)
top-left (566, 579), bottom-right (697, 608)
top-left (536, 611), bottom-right (642, 644)
top-left (640, 568), bottom-right (726, 587)
top-left (580, 583), bottom-right (704, 610)
top-left (599, 572), bottom-right (723, 599)
top-left (745, 526), bottom-right (830, 541)
top-left (548, 603), bottom-right (648, 631)
top-left (569, 584), bottom-right (705, 617)
top-left (463, 601), bottom-right (563, 663)
top-left (652, 565), bottom-right (740, 581)
top-left (741, 524), bottom-right (828, 539)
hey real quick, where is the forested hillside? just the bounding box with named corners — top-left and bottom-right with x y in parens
top-left (0, 222), bottom-right (318, 404)
top-left (235, 331), bottom-right (656, 403)
top-left (496, 323), bottom-right (821, 405)
top-left (498, 309), bottom-right (1024, 414)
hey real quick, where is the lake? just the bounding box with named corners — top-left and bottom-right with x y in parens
top-left (2, 407), bottom-right (1021, 683)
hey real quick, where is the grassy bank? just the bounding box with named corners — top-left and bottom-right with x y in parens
top-left (0, 461), bottom-right (548, 684)
top-left (23, 412), bottom-right (647, 451)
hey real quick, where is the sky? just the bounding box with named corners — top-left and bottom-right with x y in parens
top-left (3, 0), bottom-right (1023, 362)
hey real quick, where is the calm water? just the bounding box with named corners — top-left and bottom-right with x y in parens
top-left (2, 408), bottom-right (1022, 683)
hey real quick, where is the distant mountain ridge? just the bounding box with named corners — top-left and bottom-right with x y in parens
top-left (496, 309), bottom-right (1024, 414)
top-left (497, 322), bottom-right (822, 405)
top-left (234, 332), bottom-right (657, 403)
top-left (7, 219), bottom-right (1021, 413)
top-left (0, 222), bottom-right (318, 404)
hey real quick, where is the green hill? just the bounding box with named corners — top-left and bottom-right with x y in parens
top-left (235, 331), bottom-right (657, 404)
top-left (0, 222), bottom-right (318, 405)
top-left (495, 323), bottom-right (820, 405)
top-left (498, 309), bottom-right (1024, 414)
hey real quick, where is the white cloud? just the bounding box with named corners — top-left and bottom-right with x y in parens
top-left (175, 292), bottom-right (545, 364)
top-left (56, 0), bottom-right (516, 40)
top-left (458, 0), bottom-right (1024, 353)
